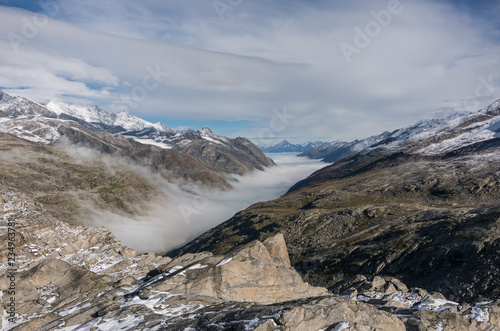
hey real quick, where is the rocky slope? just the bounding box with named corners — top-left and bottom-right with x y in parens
top-left (0, 123), bottom-right (230, 226)
top-left (0, 90), bottom-right (274, 226)
top-left (2, 190), bottom-right (499, 330)
top-left (170, 100), bottom-right (500, 303)
top-left (179, 128), bottom-right (275, 175)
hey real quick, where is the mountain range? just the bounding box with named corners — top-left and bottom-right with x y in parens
top-left (299, 108), bottom-right (500, 163)
top-left (0, 90), bottom-right (274, 176)
top-left (258, 139), bottom-right (325, 153)
top-left (299, 133), bottom-right (392, 162)
top-left (2, 92), bottom-right (500, 330)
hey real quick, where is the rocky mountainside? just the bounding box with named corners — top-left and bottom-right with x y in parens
top-left (0, 91), bottom-right (275, 226)
top-left (301, 103), bottom-right (499, 163)
top-left (0, 91), bottom-right (274, 176)
top-left (2, 190), bottom-right (499, 330)
top-left (179, 127), bottom-right (275, 175)
top-left (0, 129), bottom-right (231, 226)
top-left (0, 93), bottom-right (274, 246)
top-left (45, 99), bottom-right (275, 174)
top-left (171, 100), bottom-right (500, 304)
top-left (259, 139), bottom-right (325, 153)
top-left (3, 88), bottom-right (500, 329)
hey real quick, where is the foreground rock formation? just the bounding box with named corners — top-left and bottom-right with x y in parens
top-left (2, 190), bottom-right (500, 330)
top-left (141, 233), bottom-right (328, 304)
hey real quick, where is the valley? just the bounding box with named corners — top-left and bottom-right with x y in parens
top-left (173, 101), bottom-right (500, 304)
top-left (1, 91), bottom-right (500, 330)
top-left (82, 152), bottom-right (326, 254)
top-left (1, 1), bottom-right (499, 329)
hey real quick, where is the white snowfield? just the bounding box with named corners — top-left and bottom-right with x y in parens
top-left (0, 115), bottom-right (79, 144)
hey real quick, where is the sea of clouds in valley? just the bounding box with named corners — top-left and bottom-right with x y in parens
top-left (84, 153), bottom-right (327, 253)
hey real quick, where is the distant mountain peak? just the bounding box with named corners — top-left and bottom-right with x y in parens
top-left (200, 127), bottom-right (214, 136)
top-left (0, 90), bottom-right (13, 104)
top-left (0, 90), bottom-right (57, 118)
top-left (259, 140), bottom-right (326, 153)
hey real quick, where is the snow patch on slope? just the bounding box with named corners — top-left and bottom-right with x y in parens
top-left (0, 116), bottom-right (63, 144)
top-left (124, 136), bottom-right (173, 149)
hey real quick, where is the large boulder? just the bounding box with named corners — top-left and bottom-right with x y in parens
top-left (20, 258), bottom-right (104, 292)
top-left (150, 233), bottom-right (328, 304)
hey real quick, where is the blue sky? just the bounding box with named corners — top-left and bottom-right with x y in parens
top-left (0, 0), bottom-right (499, 143)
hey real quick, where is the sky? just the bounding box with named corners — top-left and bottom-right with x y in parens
top-left (0, 0), bottom-right (499, 143)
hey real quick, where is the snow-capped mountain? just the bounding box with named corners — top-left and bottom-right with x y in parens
top-left (0, 90), bottom-right (275, 175)
top-left (46, 101), bottom-right (171, 133)
top-left (0, 93), bottom-right (176, 145)
top-left (259, 139), bottom-right (325, 153)
top-left (302, 99), bottom-right (500, 162)
top-left (43, 100), bottom-right (251, 154)
top-left (300, 132), bottom-right (392, 162)
top-left (373, 100), bottom-right (500, 155)
top-left (0, 90), bottom-right (57, 118)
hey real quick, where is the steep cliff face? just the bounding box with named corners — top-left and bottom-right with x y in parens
top-left (170, 100), bottom-right (500, 303)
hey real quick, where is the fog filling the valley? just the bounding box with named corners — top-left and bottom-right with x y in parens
top-left (85, 153), bottom-right (327, 254)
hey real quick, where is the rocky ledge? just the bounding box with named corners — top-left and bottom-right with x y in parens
top-left (1, 190), bottom-right (499, 330)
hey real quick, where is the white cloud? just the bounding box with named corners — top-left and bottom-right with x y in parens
top-left (80, 153), bottom-right (326, 253)
top-left (0, 1), bottom-right (499, 141)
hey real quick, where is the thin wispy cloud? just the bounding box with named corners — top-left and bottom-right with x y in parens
top-left (0, 0), bottom-right (498, 141)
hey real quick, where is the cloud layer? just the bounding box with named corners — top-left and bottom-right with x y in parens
top-left (81, 153), bottom-right (326, 253)
top-left (0, 0), bottom-right (499, 141)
